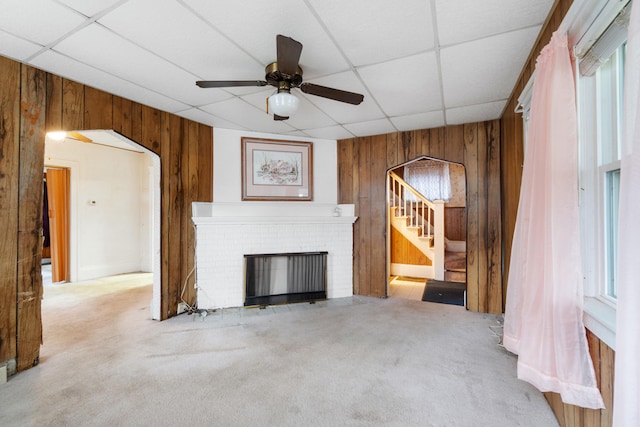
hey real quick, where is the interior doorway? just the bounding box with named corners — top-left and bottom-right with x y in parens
top-left (386, 156), bottom-right (467, 306)
top-left (42, 130), bottom-right (161, 319)
top-left (43, 167), bottom-right (70, 283)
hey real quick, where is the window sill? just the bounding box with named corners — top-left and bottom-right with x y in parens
top-left (583, 297), bottom-right (616, 350)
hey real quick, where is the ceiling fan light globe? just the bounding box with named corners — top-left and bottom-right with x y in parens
top-left (268, 92), bottom-right (299, 117)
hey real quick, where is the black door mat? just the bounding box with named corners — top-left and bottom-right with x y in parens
top-left (422, 280), bottom-right (466, 306)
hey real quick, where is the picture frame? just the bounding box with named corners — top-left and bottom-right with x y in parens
top-left (241, 137), bottom-right (313, 201)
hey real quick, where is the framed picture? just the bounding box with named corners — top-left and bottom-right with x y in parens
top-left (241, 137), bottom-right (313, 201)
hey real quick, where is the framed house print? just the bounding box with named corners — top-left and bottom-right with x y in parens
top-left (241, 137), bottom-right (313, 201)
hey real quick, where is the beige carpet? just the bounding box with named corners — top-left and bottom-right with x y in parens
top-left (0, 275), bottom-right (558, 426)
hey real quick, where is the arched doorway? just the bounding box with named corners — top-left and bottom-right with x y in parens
top-left (43, 130), bottom-right (161, 319)
top-left (386, 156), bottom-right (467, 306)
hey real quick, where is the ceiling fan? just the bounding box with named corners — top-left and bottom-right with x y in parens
top-left (196, 34), bottom-right (365, 121)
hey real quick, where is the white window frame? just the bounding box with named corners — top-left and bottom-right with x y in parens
top-left (574, 3), bottom-right (630, 351)
top-left (577, 62), bottom-right (619, 350)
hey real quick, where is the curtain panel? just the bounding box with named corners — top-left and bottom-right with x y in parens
top-left (503, 31), bottom-right (604, 409)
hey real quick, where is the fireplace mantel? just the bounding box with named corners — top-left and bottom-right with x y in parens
top-left (192, 202), bottom-right (357, 310)
top-left (192, 202), bottom-right (357, 225)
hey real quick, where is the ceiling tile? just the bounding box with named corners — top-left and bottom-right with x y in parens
top-left (200, 97), bottom-right (295, 134)
top-left (98, 0), bottom-right (261, 80)
top-left (183, 0), bottom-right (349, 78)
top-left (0, 0), bottom-right (86, 45)
top-left (57, 0), bottom-right (127, 17)
top-left (283, 130), bottom-right (311, 138)
top-left (303, 71), bottom-right (384, 124)
top-left (343, 118), bottom-right (396, 137)
top-left (358, 52), bottom-right (442, 116)
top-left (303, 126), bottom-right (354, 140)
top-left (175, 108), bottom-right (249, 130)
top-left (308, 0), bottom-right (435, 66)
top-left (446, 100), bottom-right (506, 125)
top-left (391, 111), bottom-right (445, 131)
top-left (0, 30), bottom-right (43, 61)
top-left (436, 0), bottom-right (555, 46)
top-left (440, 26), bottom-right (541, 108)
top-left (29, 50), bottom-right (188, 113)
top-left (52, 23), bottom-right (231, 106)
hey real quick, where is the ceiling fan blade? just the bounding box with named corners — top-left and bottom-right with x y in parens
top-left (196, 80), bottom-right (267, 88)
top-left (273, 114), bottom-right (289, 121)
top-left (299, 83), bottom-right (364, 105)
top-left (276, 35), bottom-right (302, 76)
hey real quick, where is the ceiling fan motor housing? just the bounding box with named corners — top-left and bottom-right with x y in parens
top-left (265, 62), bottom-right (303, 89)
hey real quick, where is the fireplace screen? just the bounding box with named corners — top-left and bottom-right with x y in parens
top-left (244, 252), bottom-right (327, 306)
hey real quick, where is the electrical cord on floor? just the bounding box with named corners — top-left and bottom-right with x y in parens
top-left (489, 316), bottom-right (504, 348)
top-left (179, 264), bottom-right (198, 314)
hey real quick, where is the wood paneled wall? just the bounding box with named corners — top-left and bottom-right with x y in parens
top-left (338, 122), bottom-right (502, 313)
top-left (544, 330), bottom-right (615, 427)
top-left (500, 0), bottom-right (615, 425)
top-left (445, 207), bottom-right (466, 241)
top-left (0, 56), bottom-right (213, 372)
top-left (390, 227), bottom-right (431, 266)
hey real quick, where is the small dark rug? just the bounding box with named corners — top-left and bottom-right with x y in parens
top-left (422, 280), bottom-right (466, 306)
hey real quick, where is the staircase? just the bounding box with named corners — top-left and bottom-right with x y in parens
top-left (388, 172), bottom-right (466, 283)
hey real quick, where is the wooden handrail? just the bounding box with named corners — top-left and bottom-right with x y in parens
top-left (387, 171), bottom-right (445, 280)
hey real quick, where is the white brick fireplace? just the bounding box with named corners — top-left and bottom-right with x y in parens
top-left (192, 202), bottom-right (357, 309)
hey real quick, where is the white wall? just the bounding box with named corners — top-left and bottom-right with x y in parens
top-left (45, 138), bottom-right (152, 281)
top-left (213, 128), bottom-right (338, 203)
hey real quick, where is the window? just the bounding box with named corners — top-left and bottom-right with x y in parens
top-left (573, 0), bottom-right (631, 349)
top-left (580, 42), bottom-right (625, 302)
top-left (605, 168), bottom-right (620, 297)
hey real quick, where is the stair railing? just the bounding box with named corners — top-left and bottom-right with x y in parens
top-left (387, 171), bottom-right (445, 280)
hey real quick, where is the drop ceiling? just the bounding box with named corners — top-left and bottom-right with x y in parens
top-left (0, 0), bottom-right (554, 139)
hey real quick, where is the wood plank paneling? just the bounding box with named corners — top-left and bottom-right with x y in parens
top-left (485, 121), bottom-right (502, 314)
top-left (160, 111), bottom-right (171, 319)
top-left (17, 65), bottom-right (46, 371)
top-left (338, 120), bottom-right (502, 313)
top-left (45, 74), bottom-right (63, 131)
top-left (337, 138), bottom-right (354, 204)
top-left (355, 136), bottom-right (371, 296)
top-left (62, 80), bottom-right (83, 131)
top-left (0, 56), bottom-right (21, 367)
top-left (390, 227), bottom-right (431, 265)
top-left (84, 86), bottom-right (113, 130)
top-left (444, 208), bottom-right (466, 241)
top-left (140, 105), bottom-right (161, 154)
top-left (463, 123), bottom-right (480, 312)
top-left (386, 132), bottom-right (398, 170)
top-left (599, 341), bottom-right (614, 426)
top-left (184, 120), bottom-right (199, 306)
top-left (167, 114), bottom-right (185, 315)
top-left (112, 96), bottom-right (132, 138)
top-left (544, 331), bottom-right (615, 427)
top-left (0, 57), bottom-right (214, 372)
top-left (198, 123), bottom-right (213, 202)
top-left (370, 135), bottom-right (388, 297)
top-left (429, 127), bottom-right (445, 159)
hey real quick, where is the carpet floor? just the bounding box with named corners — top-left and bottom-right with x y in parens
top-left (0, 274), bottom-right (558, 427)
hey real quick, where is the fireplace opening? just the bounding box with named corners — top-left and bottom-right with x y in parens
top-left (244, 252), bottom-right (328, 306)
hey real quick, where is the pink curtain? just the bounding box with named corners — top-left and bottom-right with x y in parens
top-left (613, 2), bottom-right (640, 425)
top-left (503, 31), bottom-right (604, 409)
